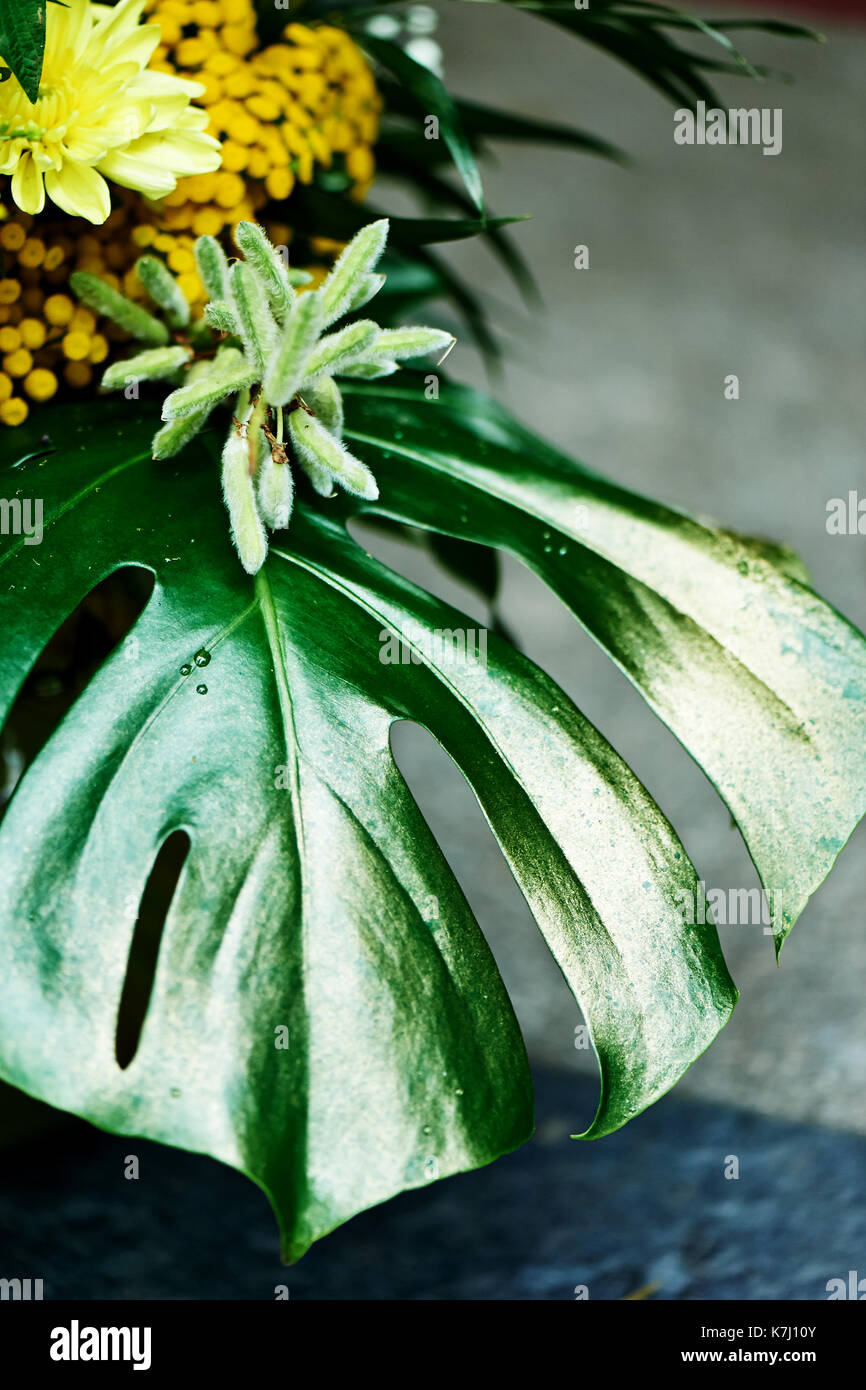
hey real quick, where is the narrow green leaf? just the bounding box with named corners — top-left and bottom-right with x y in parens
top-left (362, 34), bottom-right (486, 214)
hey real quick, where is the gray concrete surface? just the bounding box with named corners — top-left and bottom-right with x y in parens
top-left (360, 5), bottom-right (866, 1133)
top-left (3, 1070), bottom-right (863, 1298)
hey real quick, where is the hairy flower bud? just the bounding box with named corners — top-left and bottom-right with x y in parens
top-left (258, 446), bottom-right (295, 531)
top-left (162, 356), bottom-right (255, 420)
top-left (302, 320), bottom-right (378, 383)
top-left (222, 423), bottom-right (268, 575)
top-left (135, 255), bottom-right (190, 330)
top-left (320, 219), bottom-right (389, 327)
top-left (289, 408), bottom-right (378, 500)
top-left (235, 221), bottom-right (294, 322)
top-left (204, 301), bottom-right (240, 335)
top-left (70, 271), bottom-right (169, 347)
top-left (262, 291), bottom-right (323, 407)
top-left (195, 235), bottom-right (230, 302)
top-left (230, 261), bottom-right (278, 377)
top-left (101, 346), bottom-right (191, 393)
top-left (302, 376), bottom-right (344, 437)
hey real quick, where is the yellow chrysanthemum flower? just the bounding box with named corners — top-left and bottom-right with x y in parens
top-left (0, 0), bottom-right (220, 224)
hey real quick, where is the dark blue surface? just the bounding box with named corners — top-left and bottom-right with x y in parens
top-left (0, 1071), bottom-right (862, 1299)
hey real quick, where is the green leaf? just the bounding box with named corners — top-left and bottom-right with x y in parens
top-left (374, 133), bottom-right (541, 305)
top-left (0, 398), bottom-right (740, 1259)
top-left (378, 79), bottom-right (628, 165)
top-left (340, 376), bottom-right (866, 953)
top-left (0, 0), bottom-right (48, 104)
top-left (290, 185), bottom-right (526, 250)
top-left (361, 35), bottom-right (486, 215)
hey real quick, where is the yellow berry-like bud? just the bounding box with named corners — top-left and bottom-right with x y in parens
top-left (24, 368), bottom-right (58, 402)
top-left (223, 24), bottom-right (256, 56)
top-left (0, 223), bottom-right (26, 251)
top-left (89, 334), bottom-right (109, 364)
top-left (0, 326), bottom-right (22, 353)
top-left (224, 68), bottom-right (254, 98)
top-left (221, 0), bottom-right (250, 22)
top-left (3, 348), bottom-right (33, 377)
top-left (220, 140), bottom-right (247, 173)
top-left (215, 172), bottom-right (246, 208)
top-left (202, 46), bottom-right (232, 71)
top-left (62, 332), bottom-right (92, 361)
top-left (192, 1), bottom-right (221, 27)
top-left (0, 371), bottom-right (12, 401)
top-left (167, 247), bottom-right (195, 275)
top-left (265, 168), bottom-right (295, 201)
top-left (242, 148), bottom-right (265, 180)
top-left (0, 279), bottom-right (21, 304)
top-left (65, 361), bottom-right (93, 389)
top-left (70, 307), bottom-right (97, 334)
top-left (44, 293), bottom-right (74, 325)
top-left (43, 245), bottom-right (66, 271)
top-left (0, 396), bottom-right (28, 426)
top-left (192, 207), bottom-right (224, 237)
top-left (19, 318), bottom-right (46, 350)
top-left (176, 37), bottom-right (209, 67)
top-left (177, 271), bottom-right (204, 304)
top-left (346, 146), bottom-right (375, 184)
top-left (18, 238), bottom-right (46, 268)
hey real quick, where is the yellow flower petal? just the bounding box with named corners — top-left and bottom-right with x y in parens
top-left (11, 154), bottom-right (45, 217)
top-left (44, 164), bottom-right (111, 224)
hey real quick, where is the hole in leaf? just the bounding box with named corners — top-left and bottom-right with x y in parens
top-left (0, 566), bottom-right (154, 826)
top-left (115, 830), bottom-right (190, 1071)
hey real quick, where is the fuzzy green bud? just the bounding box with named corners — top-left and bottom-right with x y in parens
top-left (289, 408), bottom-right (378, 500)
top-left (302, 319), bottom-right (378, 384)
top-left (345, 272), bottom-right (386, 315)
top-left (230, 260), bottom-right (278, 376)
top-left (204, 300), bottom-right (240, 335)
top-left (195, 234), bottom-right (230, 301)
top-left (150, 358), bottom-right (222, 459)
top-left (235, 221), bottom-right (293, 321)
top-left (338, 359), bottom-right (399, 380)
top-left (320, 219), bottom-right (388, 327)
top-left (302, 375), bottom-right (343, 437)
top-left (222, 421), bottom-right (268, 574)
top-left (135, 255), bottom-right (190, 330)
top-left (162, 357), bottom-right (256, 420)
top-left (370, 327), bottom-right (455, 361)
top-left (257, 446), bottom-right (295, 530)
top-left (70, 271), bottom-right (169, 347)
top-left (262, 290), bottom-right (323, 407)
top-left (102, 346), bottom-right (190, 393)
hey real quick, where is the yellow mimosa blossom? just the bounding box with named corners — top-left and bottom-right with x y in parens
top-left (0, 0), bottom-right (220, 224)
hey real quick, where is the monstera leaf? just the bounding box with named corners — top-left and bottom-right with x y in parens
top-left (1, 381), bottom-right (863, 1260)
